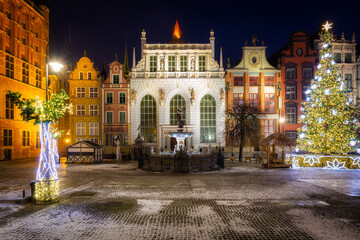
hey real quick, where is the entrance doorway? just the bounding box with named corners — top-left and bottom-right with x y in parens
top-left (4, 149), bottom-right (12, 160)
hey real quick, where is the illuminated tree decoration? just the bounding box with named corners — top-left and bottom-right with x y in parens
top-left (297, 21), bottom-right (358, 155)
top-left (353, 157), bottom-right (360, 167)
top-left (7, 90), bottom-right (72, 204)
top-left (303, 155), bottom-right (320, 166)
top-left (325, 158), bottom-right (347, 170)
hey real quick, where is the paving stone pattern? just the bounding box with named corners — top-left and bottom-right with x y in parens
top-left (0, 159), bottom-right (360, 239)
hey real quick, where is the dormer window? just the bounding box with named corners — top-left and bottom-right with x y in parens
top-left (113, 75), bottom-right (120, 84)
top-left (87, 72), bottom-right (92, 80)
top-left (79, 72), bottom-right (83, 80)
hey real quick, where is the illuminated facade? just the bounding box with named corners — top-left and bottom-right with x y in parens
top-left (0, 0), bottom-right (50, 160)
top-left (275, 31), bottom-right (318, 143)
top-left (68, 54), bottom-right (101, 145)
top-left (101, 59), bottom-right (130, 155)
top-left (130, 27), bottom-right (225, 150)
top-left (225, 39), bottom-right (281, 145)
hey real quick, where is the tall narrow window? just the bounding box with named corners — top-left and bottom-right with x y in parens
top-left (22, 63), bottom-right (29, 84)
top-left (170, 94), bottom-right (186, 125)
top-left (168, 56), bottom-right (175, 72)
top-left (198, 56), bottom-right (205, 72)
top-left (265, 93), bottom-right (275, 113)
top-left (79, 72), bottom-right (83, 80)
top-left (89, 105), bottom-right (98, 116)
top-left (5, 94), bottom-right (14, 119)
top-left (233, 93), bottom-right (243, 106)
top-left (5, 55), bottom-right (14, 78)
top-left (76, 87), bottom-right (85, 98)
top-left (76, 122), bottom-right (86, 136)
top-left (140, 95), bottom-right (157, 143)
top-left (119, 92), bottom-right (126, 104)
top-left (106, 92), bottom-right (113, 104)
top-left (345, 74), bottom-right (352, 89)
top-left (264, 120), bottom-right (274, 138)
top-left (285, 106), bottom-right (297, 124)
top-left (35, 69), bottom-right (42, 88)
top-left (89, 122), bottom-right (99, 136)
top-left (265, 76), bottom-right (274, 86)
top-left (180, 56), bottom-right (187, 72)
top-left (345, 53), bottom-right (352, 63)
top-left (249, 93), bottom-right (258, 107)
top-left (150, 56), bottom-right (157, 72)
top-left (302, 66), bottom-right (313, 79)
top-left (334, 53), bottom-right (341, 63)
top-left (200, 94), bottom-right (216, 143)
top-left (285, 67), bottom-right (296, 79)
top-left (113, 75), bottom-right (119, 83)
top-left (22, 131), bottom-right (30, 146)
top-left (89, 87), bottom-right (98, 98)
top-left (87, 72), bottom-right (92, 80)
top-left (119, 112), bottom-right (126, 123)
top-left (106, 112), bottom-right (113, 124)
top-left (234, 77), bottom-right (243, 86)
top-left (249, 77), bottom-right (258, 86)
top-left (3, 129), bottom-right (13, 146)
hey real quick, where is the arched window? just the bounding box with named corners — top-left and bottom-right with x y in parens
top-left (140, 94), bottom-right (157, 143)
top-left (170, 94), bottom-right (186, 125)
top-left (200, 94), bottom-right (216, 143)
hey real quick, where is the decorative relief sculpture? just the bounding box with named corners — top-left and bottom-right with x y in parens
top-left (159, 88), bottom-right (165, 106)
top-left (190, 57), bottom-right (195, 71)
top-left (220, 88), bottom-right (225, 102)
top-left (131, 89), bottom-right (136, 106)
top-left (160, 57), bottom-right (165, 71)
top-left (189, 87), bottom-right (195, 106)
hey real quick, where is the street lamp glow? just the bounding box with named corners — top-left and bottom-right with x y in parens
top-left (279, 117), bottom-right (285, 123)
top-left (49, 62), bottom-right (64, 72)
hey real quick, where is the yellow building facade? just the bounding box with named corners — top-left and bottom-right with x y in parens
top-left (0, 0), bottom-right (51, 160)
top-left (68, 55), bottom-right (101, 145)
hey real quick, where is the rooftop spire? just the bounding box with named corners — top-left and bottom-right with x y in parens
top-left (123, 41), bottom-right (130, 78)
top-left (173, 20), bottom-right (182, 39)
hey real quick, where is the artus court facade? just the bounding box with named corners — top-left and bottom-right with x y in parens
top-left (130, 28), bottom-right (225, 150)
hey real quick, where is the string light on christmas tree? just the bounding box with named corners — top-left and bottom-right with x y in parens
top-left (325, 159), bottom-right (347, 170)
top-left (297, 21), bottom-right (358, 155)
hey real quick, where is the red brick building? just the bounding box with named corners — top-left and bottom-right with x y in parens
top-left (270, 31), bottom-right (318, 143)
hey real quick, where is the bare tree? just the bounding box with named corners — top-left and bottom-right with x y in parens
top-left (225, 103), bottom-right (263, 161)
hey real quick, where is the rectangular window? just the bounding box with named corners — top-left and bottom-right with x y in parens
top-left (150, 56), bottom-right (157, 72)
top-left (6, 27), bottom-right (11, 36)
top-left (285, 106), bottom-right (297, 124)
top-left (180, 56), bottom-right (187, 72)
top-left (89, 138), bottom-right (99, 144)
top-left (345, 74), bottom-right (352, 89)
top-left (35, 31), bottom-right (38, 38)
top-left (87, 72), bottom-right (92, 80)
top-left (76, 122), bottom-right (86, 136)
top-left (89, 87), bottom-right (98, 98)
top-left (233, 93), bottom-right (243, 106)
top-left (302, 85), bottom-right (311, 100)
top-left (106, 93), bottom-right (113, 104)
top-left (76, 105), bottom-right (86, 116)
top-left (285, 67), bottom-right (296, 79)
top-left (35, 69), bottom-right (42, 88)
top-left (302, 66), bottom-right (313, 79)
top-left (35, 45), bottom-right (39, 52)
top-left (3, 129), bottom-right (13, 146)
top-left (334, 53), bottom-right (341, 63)
top-left (249, 77), bottom-right (258, 86)
top-left (113, 75), bottom-right (119, 84)
top-left (22, 63), bottom-right (29, 84)
top-left (79, 72), bottom-right (83, 80)
top-left (264, 120), bottom-right (274, 138)
top-left (198, 56), bottom-right (205, 72)
top-left (106, 112), bottom-right (113, 124)
top-left (119, 112), bottom-right (126, 123)
top-left (76, 87), bottom-right (85, 98)
top-left (5, 94), bottom-right (15, 119)
top-left (265, 93), bottom-right (275, 113)
top-left (89, 122), bottom-right (99, 136)
top-left (345, 53), bottom-right (352, 63)
top-left (22, 131), bottom-right (30, 146)
top-left (122, 133), bottom-right (128, 146)
top-left (249, 93), bottom-right (258, 107)
top-left (89, 105), bottom-right (98, 116)
top-left (105, 133), bottom-right (114, 146)
top-left (119, 92), bottom-right (126, 104)
top-left (36, 131), bottom-right (40, 148)
top-left (234, 77), bottom-right (243, 86)
top-left (265, 76), bottom-right (274, 86)
top-left (286, 86), bottom-right (296, 100)
top-left (168, 56), bottom-right (175, 72)
top-left (285, 131), bottom-right (297, 143)
top-left (5, 55), bottom-right (14, 78)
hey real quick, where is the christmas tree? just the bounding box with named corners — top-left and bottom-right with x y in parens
top-left (297, 21), bottom-right (358, 155)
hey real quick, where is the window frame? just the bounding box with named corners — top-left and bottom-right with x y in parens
top-left (285, 85), bottom-right (297, 100)
top-left (76, 87), bottom-right (85, 98)
top-left (119, 111), bottom-right (126, 124)
top-left (87, 72), bottom-right (92, 80)
top-left (264, 120), bottom-right (274, 138)
top-left (265, 76), bottom-right (274, 86)
top-left (198, 55), bottom-right (206, 72)
top-left (89, 122), bottom-right (99, 136)
top-left (249, 93), bottom-right (258, 108)
top-left (76, 105), bottom-right (86, 116)
top-left (3, 129), bottom-right (13, 146)
top-left (285, 105), bottom-right (297, 124)
top-left (150, 55), bottom-right (157, 72)
top-left (76, 122), bottom-right (86, 136)
top-left (5, 94), bottom-right (14, 119)
top-left (22, 131), bottom-right (30, 147)
top-left (79, 71), bottom-right (84, 80)
top-left (119, 92), bottom-right (126, 104)
top-left (249, 77), bottom-right (258, 86)
top-left (285, 66), bottom-right (297, 79)
top-left (106, 111), bottom-right (113, 124)
top-left (233, 93), bottom-right (244, 106)
top-left (89, 105), bottom-right (98, 116)
top-left (180, 56), bottom-right (187, 72)
top-left (200, 94), bottom-right (216, 143)
top-left (113, 74), bottom-right (120, 84)
top-left (89, 87), bottom-right (98, 98)
top-left (264, 93), bottom-right (275, 113)
top-left (168, 56), bottom-right (175, 72)
top-left (234, 76), bottom-right (243, 86)
top-left (106, 92), bottom-right (113, 104)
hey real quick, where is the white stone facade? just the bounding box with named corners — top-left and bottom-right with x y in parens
top-left (130, 30), bottom-right (225, 149)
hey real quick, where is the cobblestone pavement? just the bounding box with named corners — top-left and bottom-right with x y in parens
top-left (0, 159), bottom-right (360, 240)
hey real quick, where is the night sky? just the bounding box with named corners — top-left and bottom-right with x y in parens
top-left (49, 0), bottom-right (360, 71)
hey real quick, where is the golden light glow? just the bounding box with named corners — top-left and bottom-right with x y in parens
top-left (34, 179), bottom-right (59, 204)
top-left (322, 21), bottom-right (333, 31)
top-left (173, 20), bottom-right (182, 39)
top-left (65, 139), bottom-right (70, 143)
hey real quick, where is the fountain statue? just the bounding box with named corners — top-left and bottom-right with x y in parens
top-left (168, 106), bottom-right (193, 152)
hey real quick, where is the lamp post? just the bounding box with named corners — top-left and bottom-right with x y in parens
top-left (277, 81), bottom-right (283, 133)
